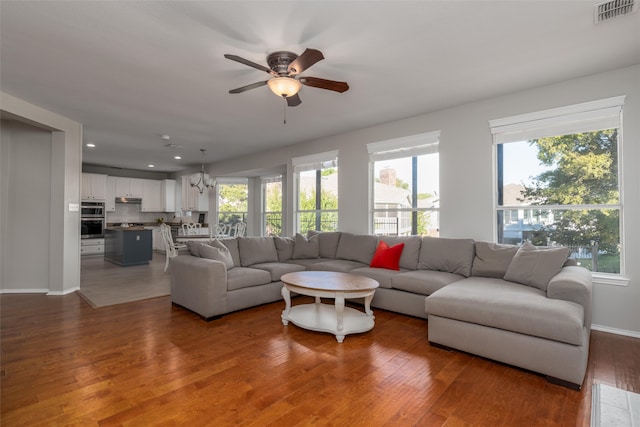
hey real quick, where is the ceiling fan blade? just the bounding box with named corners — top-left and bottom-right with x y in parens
top-left (299, 77), bottom-right (349, 93)
top-left (286, 93), bottom-right (302, 107)
top-left (224, 54), bottom-right (273, 74)
top-left (229, 81), bottom-right (268, 94)
top-left (288, 48), bottom-right (324, 75)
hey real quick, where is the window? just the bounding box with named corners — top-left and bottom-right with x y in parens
top-left (216, 178), bottom-right (248, 231)
top-left (367, 131), bottom-right (440, 236)
top-left (490, 96), bottom-right (625, 275)
top-left (261, 175), bottom-right (283, 236)
top-left (292, 151), bottom-right (338, 234)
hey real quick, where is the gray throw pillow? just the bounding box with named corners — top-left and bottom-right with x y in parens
top-left (187, 240), bottom-right (203, 257)
top-left (199, 244), bottom-right (235, 270)
top-left (503, 241), bottom-right (570, 291)
top-left (293, 233), bottom-right (320, 259)
top-left (274, 236), bottom-right (295, 261)
top-left (471, 241), bottom-right (519, 278)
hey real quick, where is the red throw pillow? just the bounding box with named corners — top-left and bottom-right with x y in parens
top-left (369, 241), bottom-right (405, 270)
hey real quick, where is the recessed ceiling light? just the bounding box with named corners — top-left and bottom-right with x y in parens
top-left (148, 164), bottom-right (155, 168)
top-left (174, 155), bottom-right (182, 160)
top-left (86, 143), bottom-right (96, 148)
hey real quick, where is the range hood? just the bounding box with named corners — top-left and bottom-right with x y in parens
top-left (116, 197), bottom-right (142, 204)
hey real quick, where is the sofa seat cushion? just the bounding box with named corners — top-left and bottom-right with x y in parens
top-left (425, 278), bottom-right (585, 345)
top-left (309, 259), bottom-right (369, 272)
top-left (285, 258), bottom-right (332, 269)
top-left (226, 267), bottom-right (272, 291)
top-left (351, 267), bottom-right (410, 288)
top-left (250, 262), bottom-right (306, 281)
top-left (391, 270), bottom-right (465, 296)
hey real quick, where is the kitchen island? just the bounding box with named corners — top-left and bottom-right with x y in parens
top-left (104, 227), bottom-right (152, 266)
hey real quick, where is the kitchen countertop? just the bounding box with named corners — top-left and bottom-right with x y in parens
top-left (105, 227), bottom-right (150, 231)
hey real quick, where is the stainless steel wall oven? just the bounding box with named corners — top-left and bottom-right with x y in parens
top-left (81, 202), bottom-right (105, 239)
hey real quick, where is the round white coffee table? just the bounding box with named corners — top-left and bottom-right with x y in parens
top-left (280, 271), bottom-right (379, 343)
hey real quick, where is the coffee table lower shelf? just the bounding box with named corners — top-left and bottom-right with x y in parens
top-left (283, 302), bottom-right (375, 343)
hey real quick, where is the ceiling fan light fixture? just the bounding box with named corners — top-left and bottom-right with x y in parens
top-left (267, 77), bottom-right (301, 98)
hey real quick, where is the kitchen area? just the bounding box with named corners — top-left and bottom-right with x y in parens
top-left (81, 173), bottom-right (210, 265)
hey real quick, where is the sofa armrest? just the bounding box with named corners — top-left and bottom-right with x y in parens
top-left (547, 266), bottom-right (593, 328)
top-left (169, 255), bottom-right (228, 318)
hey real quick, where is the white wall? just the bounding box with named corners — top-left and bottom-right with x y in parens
top-left (208, 64), bottom-right (640, 335)
top-left (0, 121), bottom-right (52, 291)
top-left (1, 92), bottom-right (83, 295)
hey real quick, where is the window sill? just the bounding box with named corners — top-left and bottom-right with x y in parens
top-left (592, 273), bottom-right (630, 287)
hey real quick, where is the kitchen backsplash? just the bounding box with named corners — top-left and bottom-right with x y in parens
top-left (107, 204), bottom-right (204, 224)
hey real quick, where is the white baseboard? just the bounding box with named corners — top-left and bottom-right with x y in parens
top-left (591, 324), bottom-right (640, 339)
top-left (48, 287), bottom-right (80, 296)
top-left (0, 288), bottom-right (48, 294)
top-left (1, 287), bottom-right (79, 295)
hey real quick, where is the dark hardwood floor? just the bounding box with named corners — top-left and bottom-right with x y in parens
top-left (1, 257), bottom-right (639, 426)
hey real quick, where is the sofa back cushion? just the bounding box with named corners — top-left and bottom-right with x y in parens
top-left (307, 231), bottom-right (342, 258)
top-left (378, 235), bottom-right (422, 270)
top-left (274, 236), bottom-right (295, 261)
top-left (418, 237), bottom-right (476, 277)
top-left (471, 241), bottom-right (519, 278)
top-left (238, 237), bottom-right (278, 267)
top-left (503, 241), bottom-right (570, 291)
top-left (335, 233), bottom-right (378, 265)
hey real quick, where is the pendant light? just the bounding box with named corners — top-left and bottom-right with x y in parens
top-left (190, 148), bottom-right (214, 193)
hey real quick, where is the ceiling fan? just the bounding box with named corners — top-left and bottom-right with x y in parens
top-left (224, 48), bottom-right (349, 107)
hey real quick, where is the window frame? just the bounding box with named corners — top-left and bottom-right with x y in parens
top-left (489, 96), bottom-right (629, 284)
top-left (260, 174), bottom-right (283, 237)
top-left (292, 150), bottom-right (339, 234)
top-left (215, 177), bottom-right (249, 231)
top-left (367, 131), bottom-right (440, 237)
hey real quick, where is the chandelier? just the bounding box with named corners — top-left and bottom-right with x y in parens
top-left (190, 148), bottom-right (214, 193)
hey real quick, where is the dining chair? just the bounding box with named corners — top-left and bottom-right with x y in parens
top-left (230, 222), bottom-right (247, 237)
top-left (160, 223), bottom-right (187, 272)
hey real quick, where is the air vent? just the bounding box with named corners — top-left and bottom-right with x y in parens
top-left (594, 0), bottom-right (637, 23)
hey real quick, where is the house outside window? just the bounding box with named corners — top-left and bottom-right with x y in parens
top-left (367, 131), bottom-right (440, 236)
top-left (216, 178), bottom-right (248, 232)
top-left (490, 96), bottom-right (625, 276)
top-left (292, 150), bottom-right (338, 234)
top-left (261, 175), bottom-right (283, 236)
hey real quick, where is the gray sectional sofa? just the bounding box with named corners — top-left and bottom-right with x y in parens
top-left (169, 231), bottom-right (592, 389)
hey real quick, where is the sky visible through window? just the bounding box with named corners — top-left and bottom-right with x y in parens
top-left (502, 141), bottom-right (552, 186)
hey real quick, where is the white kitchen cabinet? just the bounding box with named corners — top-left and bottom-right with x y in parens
top-left (162, 179), bottom-right (176, 212)
top-left (106, 176), bottom-right (116, 211)
top-left (80, 238), bottom-right (104, 256)
top-left (81, 173), bottom-right (107, 201)
top-left (148, 227), bottom-right (165, 252)
top-left (141, 179), bottom-right (163, 212)
top-left (115, 177), bottom-right (143, 198)
top-left (181, 176), bottom-right (209, 211)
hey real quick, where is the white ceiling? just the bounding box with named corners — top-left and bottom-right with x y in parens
top-left (1, 1), bottom-right (639, 172)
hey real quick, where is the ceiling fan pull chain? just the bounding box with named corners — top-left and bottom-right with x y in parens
top-left (282, 96), bottom-right (287, 125)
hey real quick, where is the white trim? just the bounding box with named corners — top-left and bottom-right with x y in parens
top-left (592, 273), bottom-right (630, 287)
top-left (591, 324), bottom-right (640, 339)
top-left (367, 131), bottom-right (440, 161)
top-left (48, 286), bottom-right (80, 296)
top-left (489, 96), bottom-right (626, 129)
top-left (0, 288), bottom-right (49, 294)
top-left (216, 177), bottom-right (248, 184)
top-left (291, 150), bottom-right (338, 168)
top-left (489, 96), bottom-right (625, 145)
